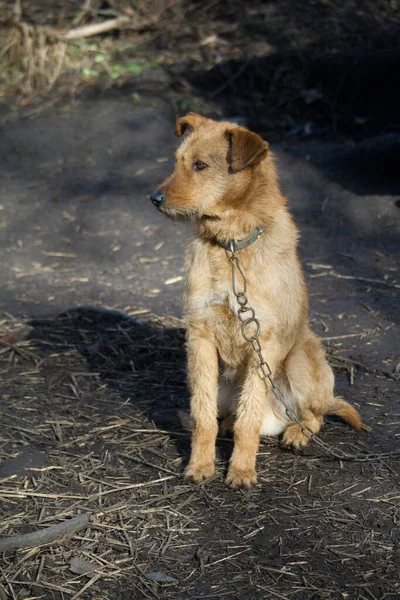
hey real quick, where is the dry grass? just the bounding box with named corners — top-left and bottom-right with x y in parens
top-left (0, 21), bottom-right (68, 94)
top-left (0, 0), bottom-right (179, 99)
top-left (0, 309), bottom-right (399, 599)
top-left (0, 311), bottom-right (190, 598)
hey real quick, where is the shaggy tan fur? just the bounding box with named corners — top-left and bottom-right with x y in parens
top-left (151, 113), bottom-right (366, 488)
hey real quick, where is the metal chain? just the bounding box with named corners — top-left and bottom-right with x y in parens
top-left (228, 243), bottom-right (376, 462)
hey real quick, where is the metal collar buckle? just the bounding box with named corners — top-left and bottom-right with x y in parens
top-left (222, 225), bottom-right (264, 254)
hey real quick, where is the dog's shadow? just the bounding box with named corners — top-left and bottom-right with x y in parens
top-left (28, 306), bottom-right (200, 460)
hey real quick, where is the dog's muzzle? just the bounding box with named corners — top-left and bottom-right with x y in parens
top-left (150, 189), bottom-right (165, 207)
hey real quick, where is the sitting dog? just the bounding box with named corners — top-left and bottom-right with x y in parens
top-left (150, 113), bottom-right (366, 488)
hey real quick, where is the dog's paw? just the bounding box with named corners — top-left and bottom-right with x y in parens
top-left (225, 466), bottom-right (257, 489)
top-left (184, 461), bottom-right (215, 483)
top-left (281, 424), bottom-right (309, 449)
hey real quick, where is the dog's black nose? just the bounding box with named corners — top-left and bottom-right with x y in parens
top-left (150, 190), bottom-right (165, 207)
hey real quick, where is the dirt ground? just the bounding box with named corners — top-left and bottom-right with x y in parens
top-left (0, 2), bottom-right (400, 599)
top-left (0, 92), bottom-right (399, 600)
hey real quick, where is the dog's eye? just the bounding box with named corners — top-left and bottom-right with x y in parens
top-left (193, 161), bottom-right (208, 171)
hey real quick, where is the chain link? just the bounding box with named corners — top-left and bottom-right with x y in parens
top-left (228, 247), bottom-right (375, 462)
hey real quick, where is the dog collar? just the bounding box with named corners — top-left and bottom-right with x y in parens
top-left (218, 225), bottom-right (264, 253)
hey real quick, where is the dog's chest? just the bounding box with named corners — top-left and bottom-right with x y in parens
top-left (185, 244), bottom-right (272, 366)
top-left (193, 284), bottom-right (249, 365)
top-left (206, 288), bottom-right (233, 308)
top-left (191, 286), bottom-right (235, 322)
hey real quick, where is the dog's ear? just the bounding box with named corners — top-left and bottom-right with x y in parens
top-left (175, 113), bottom-right (207, 137)
top-left (225, 127), bottom-right (269, 173)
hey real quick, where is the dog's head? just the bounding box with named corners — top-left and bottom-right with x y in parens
top-left (150, 113), bottom-right (269, 220)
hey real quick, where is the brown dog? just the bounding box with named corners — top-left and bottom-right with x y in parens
top-left (150, 113), bottom-right (366, 488)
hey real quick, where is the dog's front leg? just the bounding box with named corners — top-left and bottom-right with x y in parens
top-left (226, 359), bottom-right (267, 488)
top-left (185, 331), bottom-right (218, 483)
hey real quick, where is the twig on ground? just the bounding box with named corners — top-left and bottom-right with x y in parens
top-left (0, 514), bottom-right (89, 552)
top-left (311, 269), bottom-right (400, 289)
top-left (62, 16), bottom-right (130, 40)
top-left (70, 573), bottom-right (102, 600)
top-left (328, 352), bottom-right (397, 381)
top-left (322, 333), bottom-right (365, 341)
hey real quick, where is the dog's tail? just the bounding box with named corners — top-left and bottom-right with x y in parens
top-left (326, 396), bottom-right (371, 432)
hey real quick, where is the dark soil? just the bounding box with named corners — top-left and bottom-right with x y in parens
top-left (0, 1), bottom-right (399, 599)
